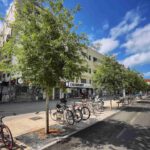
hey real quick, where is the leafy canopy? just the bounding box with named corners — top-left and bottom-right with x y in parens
top-left (1, 0), bottom-right (87, 91)
top-left (93, 56), bottom-right (125, 94)
top-left (93, 56), bottom-right (147, 94)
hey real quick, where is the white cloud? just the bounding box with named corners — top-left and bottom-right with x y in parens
top-left (120, 52), bottom-right (150, 67)
top-left (144, 72), bottom-right (150, 77)
top-left (1, 0), bottom-right (8, 6)
top-left (92, 9), bottom-right (141, 54)
top-left (110, 10), bottom-right (141, 38)
top-left (92, 38), bottom-right (119, 54)
top-left (122, 24), bottom-right (150, 54)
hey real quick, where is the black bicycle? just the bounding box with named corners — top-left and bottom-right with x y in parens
top-left (0, 116), bottom-right (14, 149)
top-left (50, 100), bottom-right (75, 125)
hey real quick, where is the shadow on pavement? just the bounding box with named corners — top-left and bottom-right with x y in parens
top-left (0, 142), bottom-right (27, 150)
top-left (122, 106), bottom-right (150, 112)
top-left (49, 120), bottom-right (150, 150)
top-left (137, 101), bottom-right (150, 104)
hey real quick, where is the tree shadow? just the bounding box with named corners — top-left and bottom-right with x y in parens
top-left (137, 101), bottom-right (150, 104)
top-left (50, 119), bottom-right (150, 150)
top-left (122, 106), bottom-right (150, 112)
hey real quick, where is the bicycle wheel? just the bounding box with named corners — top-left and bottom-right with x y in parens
top-left (92, 103), bottom-right (102, 113)
top-left (73, 109), bottom-right (82, 123)
top-left (1, 124), bottom-right (13, 150)
top-left (81, 106), bottom-right (90, 120)
top-left (65, 110), bottom-right (74, 125)
top-left (50, 109), bottom-right (58, 121)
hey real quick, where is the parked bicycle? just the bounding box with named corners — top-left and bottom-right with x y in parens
top-left (76, 101), bottom-right (91, 120)
top-left (50, 103), bottom-right (74, 125)
top-left (59, 98), bottom-right (83, 123)
top-left (0, 116), bottom-right (14, 150)
top-left (82, 95), bottom-right (104, 114)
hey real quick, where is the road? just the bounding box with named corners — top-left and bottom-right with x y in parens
top-left (46, 99), bottom-right (150, 150)
top-left (0, 99), bottom-right (79, 116)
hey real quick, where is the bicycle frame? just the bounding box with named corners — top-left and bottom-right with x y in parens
top-left (0, 116), bottom-right (14, 149)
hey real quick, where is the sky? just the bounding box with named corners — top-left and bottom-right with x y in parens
top-left (0, 0), bottom-right (150, 78)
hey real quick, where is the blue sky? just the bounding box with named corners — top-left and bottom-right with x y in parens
top-left (0, 0), bottom-right (150, 78)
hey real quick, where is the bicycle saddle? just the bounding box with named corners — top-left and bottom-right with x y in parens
top-left (60, 98), bottom-right (67, 103)
top-left (56, 104), bottom-right (61, 109)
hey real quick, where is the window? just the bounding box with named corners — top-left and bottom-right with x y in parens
top-left (93, 57), bottom-right (97, 62)
top-left (3, 74), bottom-right (5, 78)
top-left (7, 73), bottom-right (10, 77)
top-left (89, 80), bottom-right (92, 84)
top-left (89, 55), bottom-right (91, 60)
top-left (81, 79), bottom-right (86, 83)
top-left (93, 70), bottom-right (96, 74)
top-left (89, 68), bottom-right (91, 74)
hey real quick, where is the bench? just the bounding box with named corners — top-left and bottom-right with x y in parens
top-left (116, 98), bottom-right (125, 108)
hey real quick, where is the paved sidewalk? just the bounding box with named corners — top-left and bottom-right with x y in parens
top-left (0, 99), bottom-right (128, 150)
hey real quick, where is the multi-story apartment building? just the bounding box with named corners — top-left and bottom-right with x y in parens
top-left (59, 48), bottom-right (103, 99)
top-left (0, 2), bottom-right (15, 84)
top-left (0, 1), bottom-right (103, 100)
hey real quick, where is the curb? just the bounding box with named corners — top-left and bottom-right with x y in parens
top-left (41, 108), bottom-right (122, 150)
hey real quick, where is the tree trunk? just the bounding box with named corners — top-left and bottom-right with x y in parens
top-left (110, 99), bottom-right (112, 110)
top-left (45, 91), bottom-right (49, 134)
top-left (123, 88), bottom-right (126, 98)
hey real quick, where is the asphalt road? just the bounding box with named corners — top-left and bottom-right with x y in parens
top-left (0, 99), bottom-right (80, 116)
top-left (46, 100), bottom-right (150, 150)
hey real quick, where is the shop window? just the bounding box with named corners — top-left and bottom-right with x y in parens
top-left (93, 57), bottom-right (97, 62)
top-left (3, 74), bottom-right (5, 78)
top-left (89, 55), bottom-right (91, 60)
top-left (81, 78), bottom-right (86, 83)
top-left (89, 68), bottom-right (91, 74)
top-left (89, 80), bottom-right (92, 84)
top-left (7, 73), bottom-right (10, 77)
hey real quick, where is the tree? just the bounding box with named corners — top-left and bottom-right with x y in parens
top-left (1, 0), bottom-right (87, 133)
top-left (124, 69), bottom-right (147, 94)
top-left (93, 56), bottom-right (126, 109)
top-left (93, 55), bottom-right (147, 108)
top-left (93, 56), bottom-right (125, 95)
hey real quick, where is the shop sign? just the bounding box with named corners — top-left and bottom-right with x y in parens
top-left (66, 82), bottom-right (92, 88)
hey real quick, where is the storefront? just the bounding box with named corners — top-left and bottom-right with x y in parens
top-left (65, 82), bottom-right (93, 98)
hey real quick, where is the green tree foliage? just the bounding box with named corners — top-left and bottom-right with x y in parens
top-left (93, 56), bottom-right (125, 95)
top-left (93, 56), bottom-right (147, 96)
top-left (1, 0), bottom-right (87, 133)
top-left (125, 70), bottom-right (147, 94)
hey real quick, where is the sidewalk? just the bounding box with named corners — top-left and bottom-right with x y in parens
top-left (1, 100), bottom-right (126, 150)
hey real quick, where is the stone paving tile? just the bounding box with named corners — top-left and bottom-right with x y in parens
top-left (14, 108), bottom-right (119, 150)
top-left (16, 124), bottom-right (76, 150)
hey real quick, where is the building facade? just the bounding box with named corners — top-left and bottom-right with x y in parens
top-left (145, 79), bottom-right (150, 85)
top-left (0, 2), bottom-right (15, 83)
top-left (60, 48), bottom-right (103, 99)
top-left (0, 1), bottom-right (103, 101)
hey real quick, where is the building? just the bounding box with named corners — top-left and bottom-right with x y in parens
top-left (61, 48), bottom-right (103, 99)
top-left (145, 79), bottom-right (150, 85)
top-left (0, 1), bottom-right (103, 101)
top-left (0, 2), bottom-right (15, 84)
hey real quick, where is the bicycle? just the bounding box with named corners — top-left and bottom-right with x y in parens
top-left (76, 100), bottom-right (91, 120)
top-left (82, 96), bottom-right (104, 115)
top-left (0, 116), bottom-right (14, 150)
top-left (50, 103), bottom-right (75, 125)
top-left (59, 98), bottom-right (83, 123)
top-left (70, 102), bottom-right (83, 123)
